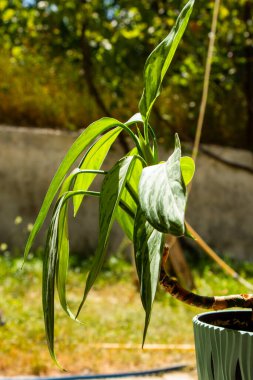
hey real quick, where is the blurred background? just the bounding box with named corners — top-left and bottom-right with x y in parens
top-left (0, 0), bottom-right (252, 147)
top-left (0, 0), bottom-right (252, 378)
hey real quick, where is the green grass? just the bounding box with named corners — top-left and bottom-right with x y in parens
top-left (0, 252), bottom-right (252, 375)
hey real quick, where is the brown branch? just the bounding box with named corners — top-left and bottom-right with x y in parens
top-left (160, 244), bottom-right (253, 312)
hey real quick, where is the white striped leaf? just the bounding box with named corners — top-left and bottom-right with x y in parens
top-left (139, 134), bottom-right (186, 236)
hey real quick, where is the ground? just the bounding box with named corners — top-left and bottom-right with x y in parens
top-left (0, 253), bottom-right (251, 377)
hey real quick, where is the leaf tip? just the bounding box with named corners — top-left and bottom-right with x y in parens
top-left (142, 313), bottom-right (151, 348)
top-left (48, 346), bottom-right (66, 372)
top-left (174, 133), bottom-right (181, 149)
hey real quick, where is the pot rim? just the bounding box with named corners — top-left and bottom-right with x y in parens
top-left (193, 309), bottom-right (253, 336)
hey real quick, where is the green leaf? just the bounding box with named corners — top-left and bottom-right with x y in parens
top-left (43, 196), bottom-right (65, 367)
top-left (76, 155), bottom-right (139, 316)
top-left (139, 134), bottom-right (186, 236)
top-left (24, 117), bottom-right (129, 263)
top-left (43, 190), bottom-right (99, 365)
top-left (57, 170), bottom-right (84, 322)
top-left (73, 127), bottom-right (121, 216)
top-left (56, 202), bottom-right (72, 317)
top-left (139, 0), bottom-right (195, 122)
top-left (180, 156), bottom-right (195, 186)
top-left (116, 151), bottom-right (143, 240)
top-left (134, 206), bottom-right (164, 345)
top-left (125, 112), bottom-right (143, 126)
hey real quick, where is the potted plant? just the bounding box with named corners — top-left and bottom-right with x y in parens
top-left (24, 0), bottom-right (253, 378)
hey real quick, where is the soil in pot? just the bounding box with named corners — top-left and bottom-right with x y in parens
top-left (199, 310), bottom-right (253, 332)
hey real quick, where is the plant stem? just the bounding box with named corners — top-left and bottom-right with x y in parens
top-left (160, 271), bottom-right (253, 311)
top-left (125, 182), bottom-right (139, 204)
top-left (160, 244), bottom-right (253, 312)
top-left (148, 124), bottom-right (158, 163)
top-left (119, 200), bottom-right (135, 219)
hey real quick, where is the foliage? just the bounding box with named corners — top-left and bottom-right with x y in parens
top-left (0, 0), bottom-right (252, 147)
top-left (0, 53), bottom-right (99, 129)
top-left (24, 0), bottom-right (196, 365)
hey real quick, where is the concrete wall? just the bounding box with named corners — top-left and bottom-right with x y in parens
top-left (0, 125), bottom-right (253, 259)
top-left (185, 146), bottom-right (253, 260)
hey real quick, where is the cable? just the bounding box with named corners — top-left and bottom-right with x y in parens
top-left (17, 365), bottom-right (187, 380)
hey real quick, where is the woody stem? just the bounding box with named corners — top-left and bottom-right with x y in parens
top-left (160, 244), bottom-right (253, 312)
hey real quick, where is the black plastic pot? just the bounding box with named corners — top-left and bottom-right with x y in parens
top-left (193, 310), bottom-right (253, 380)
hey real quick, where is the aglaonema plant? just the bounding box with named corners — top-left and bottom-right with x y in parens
top-left (24, 0), bottom-right (253, 368)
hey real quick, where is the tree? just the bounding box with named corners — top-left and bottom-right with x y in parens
top-left (0, 0), bottom-right (252, 148)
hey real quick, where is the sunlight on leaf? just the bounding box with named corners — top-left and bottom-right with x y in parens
top-left (139, 134), bottom-right (186, 235)
top-left (73, 127), bottom-right (121, 216)
top-left (180, 156), bottom-right (195, 186)
top-left (24, 118), bottom-right (132, 263)
top-left (139, 0), bottom-right (195, 122)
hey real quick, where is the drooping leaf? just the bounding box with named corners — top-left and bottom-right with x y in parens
top-left (24, 117), bottom-right (136, 263)
top-left (125, 112), bottom-right (143, 126)
top-left (43, 196), bottom-right (65, 367)
top-left (73, 127), bottom-right (121, 216)
top-left (116, 151), bottom-right (143, 240)
top-left (139, 0), bottom-right (195, 122)
top-left (57, 173), bottom-right (82, 321)
top-left (57, 168), bottom-right (107, 320)
top-left (139, 134), bottom-right (186, 236)
top-left (134, 206), bottom-right (164, 345)
top-left (56, 202), bottom-right (71, 317)
top-left (180, 156), bottom-right (195, 186)
top-left (43, 190), bottom-right (100, 364)
top-left (76, 155), bottom-right (139, 316)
